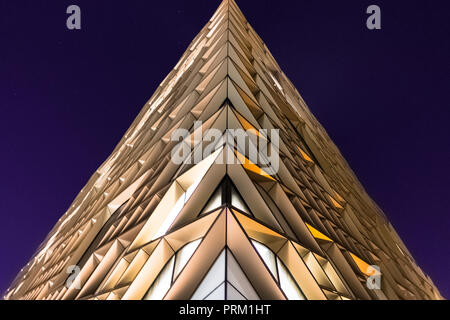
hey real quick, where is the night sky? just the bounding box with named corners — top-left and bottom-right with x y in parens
top-left (1, 0), bottom-right (449, 298)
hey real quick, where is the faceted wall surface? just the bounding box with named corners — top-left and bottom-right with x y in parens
top-left (5, 0), bottom-right (442, 300)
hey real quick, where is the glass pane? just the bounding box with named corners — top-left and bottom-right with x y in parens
top-left (226, 283), bottom-right (246, 300)
top-left (201, 186), bottom-right (223, 214)
top-left (276, 258), bottom-right (305, 300)
top-left (231, 187), bottom-right (250, 213)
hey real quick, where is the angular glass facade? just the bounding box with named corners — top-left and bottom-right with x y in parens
top-left (5, 0), bottom-right (442, 300)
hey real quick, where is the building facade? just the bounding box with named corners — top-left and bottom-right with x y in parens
top-left (5, 0), bottom-right (442, 300)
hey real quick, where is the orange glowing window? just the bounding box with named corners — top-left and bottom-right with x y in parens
top-left (306, 223), bottom-right (332, 242)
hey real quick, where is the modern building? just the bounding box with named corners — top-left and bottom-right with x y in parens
top-left (5, 0), bottom-right (442, 300)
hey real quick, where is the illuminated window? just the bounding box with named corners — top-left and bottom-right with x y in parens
top-left (276, 258), bottom-right (305, 300)
top-left (251, 240), bottom-right (277, 279)
top-left (173, 239), bottom-right (202, 279)
top-left (306, 223), bottom-right (332, 242)
top-left (231, 187), bottom-right (250, 214)
top-left (349, 253), bottom-right (372, 277)
top-left (235, 150), bottom-right (275, 181)
top-left (191, 251), bottom-right (226, 300)
top-left (191, 249), bottom-right (260, 300)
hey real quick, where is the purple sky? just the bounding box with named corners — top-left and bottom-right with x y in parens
top-left (1, 0), bottom-right (449, 298)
